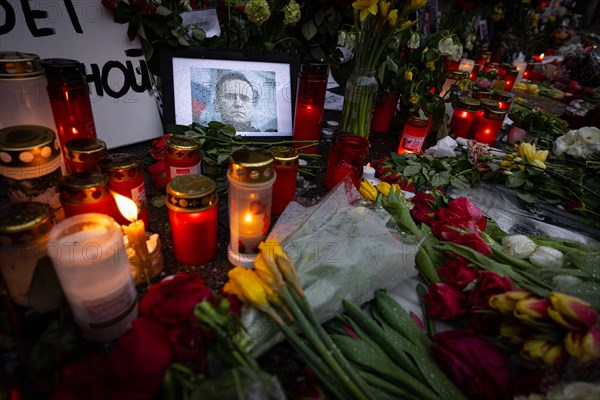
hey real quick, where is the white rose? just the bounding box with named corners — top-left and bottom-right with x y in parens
top-left (565, 143), bottom-right (587, 158)
top-left (553, 136), bottom-right (568, 156)
top-left (337, 31), bottom-right (347, 47)
top-left (563, 129), bottom-right (579, 145)
top-left (438, 37), bottom-right (455, 56)
top-left (502, 235), bottom-right (537, 259)
top-left (408, 33), bottom-right (420, 49)
top-left (450, 43), bottom-right (463, 61)
top-left (576, 126), bottom-right (600, 151)
top-left (529, 246), bottom-right (565, 268)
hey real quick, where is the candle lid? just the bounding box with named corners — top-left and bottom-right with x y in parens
top-left (98, 153), bottom-right (142, 183)
top-left (228, 148), bottom-right (275, 183)
top-left (64, 137), bottom-right (107, 164)
top-left (485, 62), bottom-right (500, 70)
top-left (0, 125), bottom-right (60, 167)
top-left (0, 52), bottom-right (45, 80)
top-left (165, 135), bottom-right (201, 159)
top-left (58, 172), bottom-right (111, 204)
top-left (300, 62), bottom-right (329, 77)
top-left (0, 202), bottom-right (54, 245)
top-left (456, 97), bottom-right (480, 111)
top-left (270, 146), bottom-right (298, 168)
top-left (491, 90), bottom-right (514, 102)
top-left (483, 108), bottom-right (507, 120)
top-left (40, 58), bottom-right (87, 85)
top-left (446, 70), bottom-right (468, 80)
top-left (480, 98), bottom-right (500, 110)
top-left (166, 174), bottom-right (218, 213)
top-left (326, 121), bottom-right (340, 130)
top-left (475, 89), bottom-right (492, 99)
top-left (405, 115), bottom-right (429, 127)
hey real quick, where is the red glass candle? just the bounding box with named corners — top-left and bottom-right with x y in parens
top-left (41, 58), bottom-right (97, 154)
top-left (270, 146), bottom-right (299, 215)
top-left (469, 64), bottom-right (481, 81)
top-left (58, 172), bottom-right (116, 218)
top-left (64, 137), bottom-right (107, 174)
top-left (529, 62), bottom-right (544, 82)
top-left (474, 88), bottom-right (492, 100)
top-left (371, 90), bottom-right (400, 133)
top-left (503, 65), bottom-right (519, 92)
top-left (164, 135), bottom-right (201, 181)
top-left (325, 134), bottom-right (370, 190)
top-left (292, 62), bottom-right (329, 154)
top-left (473, 108), bottom-right (507, 146)
top-left (166, 175), bottom-right (218, 265)
top-left (491, 90), bottom-right (514, 111)
top-left (523, 62), bottom-right (534, 80)
top-left (397, 116), bottom-right (430, 154)
top-left (450, 98), bottom-right (480, 139)
top-left (484, 62), bottom-right (500, 75)
top-left (470, 99), bottom-right (499, 138)
top-left (99, 153), bottom-right (148, 226)
top-left (476, 51), bottom-right (492, 68)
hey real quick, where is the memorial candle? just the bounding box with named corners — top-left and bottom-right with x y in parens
top-left (112, 192), bottom-right (151, 276)
top-left (449, 98), bottom-right (480, 139)
top-left (473, 108), bottom-right (507, 146)
top-left (292, 62), bottom-right (328, 154)
top-left (397, 116), bottom-right (430, 154)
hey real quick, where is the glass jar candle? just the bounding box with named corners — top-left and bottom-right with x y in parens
top-left (491, 90), bottom-right (514, 111)
top-left (270, 146), bottom-right (299, 215)
top-left (470, 99), bottom-right (499, 139)
top-left (164, 135), bottom-right (201, 181)
top-left (503, 65), bottom-right (519, 92)
top-left (0, 52), bottom-right (56, 132)
top-left (439, 70), bottom-right (468, 97)
top-left (397, 115), bottom-right (430, 154)
top-left (99, 153), bottom-right (148, 226)
top-left (47, 213), bottom-right (138, 342)
top-left (58, 172), bottom-right (116, 219)
top-left (324, 134), bottom-right (370, 190)
top-left (450, 98), bottom-right (480, 139)
top-left (64, 137), bottom-right (107, 174)
top-left (512, 60), bottom-right (527, 85)
top-left (0, 125), bottom-right (64, 221)
top-left (227, 148), bottom-right (275, 268)
top-left (476, 51), bottom-right (492, 69)
top-left (166, 174), bottom-right (218, 265)
top-left (292, 62), bottom-right (329, 154)
top-left (473, 108), bottom-right (507, 146)
top-left (469, 64), bottom-right (481, 81)
top-left (484, 62), bottom-right (500, 75)
top-left (523, 62), bottom-right (534, 81)
top-left (41, 58), bottom-right (97, 156)
top-left (458, 59), bottom-right (475, 76)
top-left (0, 202), bottom-right (55, 307)
top-left (474, 88), bottom-right (492, 100)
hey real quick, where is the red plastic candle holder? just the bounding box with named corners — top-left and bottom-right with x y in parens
top-left (325, 134), bottom-right (370, 190)
top-left (397, 116), bottom-right (430, 154)
top-left (166, 175), bottom-right (218, 265)
top-left (491, 90), bottom-right (514, 112)
top-left (292, 62), bottom-right (328, 154)
top-left (371, 90), bottom-right (400, 133)
top-left (476, 51), bottom-right (492, 68)
top-left (450, 98), bottom-right (480, 139)
top-left (503, 66), bottom-right (519, 92)
top-left (58, 172), bottom-right (116, 219)
top-left (270, 146), bottom-right (299, 216)
top-left (99, 153), bottom-right (148, 226)
top-left (473, 108), bottom-right (507, 146)
top-left (64, 137), bottom-right (107, 174)
top-left (164, 135), bottom-right (201, 181)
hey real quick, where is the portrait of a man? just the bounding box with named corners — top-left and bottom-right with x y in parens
top-left (189, 68), bottom-right (278, 133)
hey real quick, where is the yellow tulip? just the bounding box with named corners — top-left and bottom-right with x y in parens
top-left (404, 70), bottom-right (413, 81)
top-left (425, 60), bottom-right (435, 71)
top-left (409, 0), bottom-right (427, 12)
top-left (564, 328), bottom-right (600, 363)
top-left (409, 93), bottom-right (420, 104)
top-left (518, 143), bottom-right (548, 169)
top-left (387, 9), bottom-right (398, 26)
top-left (359, 179), bottom-right (378, 201)
top-left (352, 0), bottom-right (378, 21)
top-left (376, 181), bottom-right (392, 197)
top-left (521, 338), bottom-right (568, 366)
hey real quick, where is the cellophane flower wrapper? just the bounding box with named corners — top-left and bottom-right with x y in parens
top-left (242, 177), bottom-right (423, 356)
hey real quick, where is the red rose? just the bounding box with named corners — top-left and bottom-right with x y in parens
top-left (131, 0), bottom-right (156, 15)
top-left (149, 133), bottom-right (171, 160)
top-left (101, 0), bottom-right (117, 12)
top-left (468, 271), bottom-right (513, 306)
top-left (431, 329), bottom-right (510, 400)
top-left (139, 273), bottom-right (213, 325)
top-left (410, 192), bottom-right (438, 224)
top-left (436, 257), bottom-right (479, 289)
top-left (421, 283), bottom-right (469, 320)
top-left (433, 221), bottom-right (492, 255)
top-left (167, 323), bottom-right (205, 362)
top-left (468, 306), bottom-right (504, 336)
top-left (148, 160), bottom-right (168, 190)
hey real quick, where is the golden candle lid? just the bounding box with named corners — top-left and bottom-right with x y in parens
top-left (0, 52), bottom-right (45, 80)
top-left (485, 62), bottom-right (500, 70)
top-left (0, 202), bottom-right (54, 245)
top-left (480, 98), bottom-right (500, 110)
top-left (446, 70), bottom-right (468, 80)
top-left (64, 137), bottom-right (107, 164)
top-left (504, 64), bottom-right (518, 74)
top-left (0, 125), bottom-right (61, 167)
top-left (270, 146), bottom-right (298, 168)
top-left (165, 135), bottom-right (201, 159)
top-left (98, 153), bottom-right (141, 171)
top-left (166, 174), bottom-right (218, 213)
top-left (228, 148), bottom-right (275, 183)
top-left (456, 97), bottom-right (480, 111)
top-left (491, 90), bottom-right (514, 102)
top-left (405, 115), bottom-right (429, 127)
top-left (58, 172), bottom-right (111, 205)
top-left (484, 108), bottom-right (507, 120)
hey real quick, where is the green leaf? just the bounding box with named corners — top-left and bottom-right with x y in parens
top-left (430, 171), bottom-right (450, 187)
top-left (403, 165), bottom-right (421, 177)
top-left (506, 172), bottom-right (526, 188)
top-left (156, 6), bottom-right (172, 16)
top-left (513, 189), bottom-right (538, 203)
top-left (302, 20), bottom-right (318, 41)
top-left (315, 8), bottom-right (325, 26)
top-left (450, 176), bottom-right (468, 189)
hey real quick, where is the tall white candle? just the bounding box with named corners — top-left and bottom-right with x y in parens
top-left (47, 213), bottom-right (137, 342)
top-left (458, 58), bottom-right (475, 75)
top-left (513, 60), bottom-right (527, 85)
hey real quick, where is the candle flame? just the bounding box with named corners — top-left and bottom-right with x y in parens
top-left (112, 192), bottom-right (138, 222)
top-left (539, 53), bottom-right (545, 61)
top-left (244, 212), bottom-right (253, 224)
top-left (72, 127), bottom-right (78, 135)
top-left (461, 111), bottom-right (468, 118)
top-left (366, 162), bottom-right (371, 169)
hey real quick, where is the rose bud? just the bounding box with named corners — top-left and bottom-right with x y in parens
top-left (489, 289), bottom-right (532, 314)
top-left (502, 235), bottom-right (537, 259)
top-left (514, 297), bottom-right (550, 321)
top-left (499, 320), bottom-right (535, 345)
top-left (521, 337), bottom-right (568, 366)
top-left (564, 327), bottom-right (600, 363)
top-left (528, 246), bottom-right (565, 268)
top-left (547, 292), bottom-right (598, 331)
top-left (421, 283), bottom-right (469, 320)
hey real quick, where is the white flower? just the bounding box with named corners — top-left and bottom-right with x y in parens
top-left (337, 31), bottom-right (347, 47)
top-left (553, 136), bottom-right (568, 156)
top-left (529, 246), bottom-right (564, 268)
top-left (245, 0), bottom-right (271, 26)
top-left (283, 0), bottom-right (301, 26)
top-left (408, 33), bottom-right (420, 49)
top-left (546, 382), bottom-right (600, 400)
top-left (565, 144), bottom-right (587, 158)
top-left (552, 275), bottom-right (582, 287)
top-left (438, 37), bottom-right (455, 55)
top-left (502, 235), bottom-right (537, 259)
top-left (576, 126), bottom-right (600, 149)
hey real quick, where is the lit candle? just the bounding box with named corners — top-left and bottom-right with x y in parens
top-left (47, 213), bottom-right (138, 342)
top-left (473, 108), bottom-right (507, 146)
top-left (292, 62), bottom-right (328, 154)
top-left (112, 192), bottom-right (151, 277)
top-left (449, 98), bottom-right (480, 139)
top-left (398, 116), bottom-right (430, 154)
top-left (362, 162), bottom-right (380, 185)
top-left (512, 60), bottom-right (527, 85)
top-left (270, 146), bottom-right (299, 216)
top-left (458, 59), bottom-right (475, 75)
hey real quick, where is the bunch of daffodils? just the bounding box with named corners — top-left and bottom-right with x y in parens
top-left (500, 142), bottom-right (549, 170)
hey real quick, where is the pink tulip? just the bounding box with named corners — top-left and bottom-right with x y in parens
top-left (489, 289), bottom-right (533, 314)
top-left (514, 297), bottom-right (550, 320)
top-left (547, 292), bottom-right (598, 331)
top-left (521, 337), bottom-right (568, 366)
top-left (564, 327), bottom-right (600, 363)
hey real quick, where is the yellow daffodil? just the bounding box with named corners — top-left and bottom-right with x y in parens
top-left (425, 60), bottom-right (435, 71)
top-left (404, 70), bottom-right (413, 81)
top-left (519, 143), bottom-right (548, 169)
top-left (259, 239), bottom-right (303, 297)
top-left (379, 0), bottom-right (390, 16)
top-left (224, 267), bottom-right (269, 307)
top-left (409, 93), bottom-right (420, 104)
top-left (409, 0), bottom-right (427, 12)
top-left (387, 9), bottom-right (398, 26)
top-left (352, 0), bottom-right (378, 21)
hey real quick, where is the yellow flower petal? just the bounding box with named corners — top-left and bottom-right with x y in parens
top-left (535, 149), bottom-right (548, 162)
top-left (388, 9), bottom-right (398, 26)
top-left (531, 159), bottom-right (546, 169)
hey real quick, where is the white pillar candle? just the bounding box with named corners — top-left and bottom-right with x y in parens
top-left (458, 58), bottom-right (475, 75)
top-left (512, 60), bottom-right (527, 85)
top-left (47, 213), bottom-right (138, 342)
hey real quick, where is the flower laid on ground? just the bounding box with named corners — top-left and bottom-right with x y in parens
top-left (500, 142), bottom-right (549, 170)
top-left (553, 126), bottom-right (600, 158)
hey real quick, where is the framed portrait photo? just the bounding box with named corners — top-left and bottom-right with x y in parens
top-left (160, 47), bottom-right (300, 141)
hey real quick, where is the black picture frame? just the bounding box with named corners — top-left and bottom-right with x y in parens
top-left (160, 46), bottom-right (300, 141)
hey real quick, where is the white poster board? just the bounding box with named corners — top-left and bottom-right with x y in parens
top-left (0, 0), bottom-right (163, 149)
